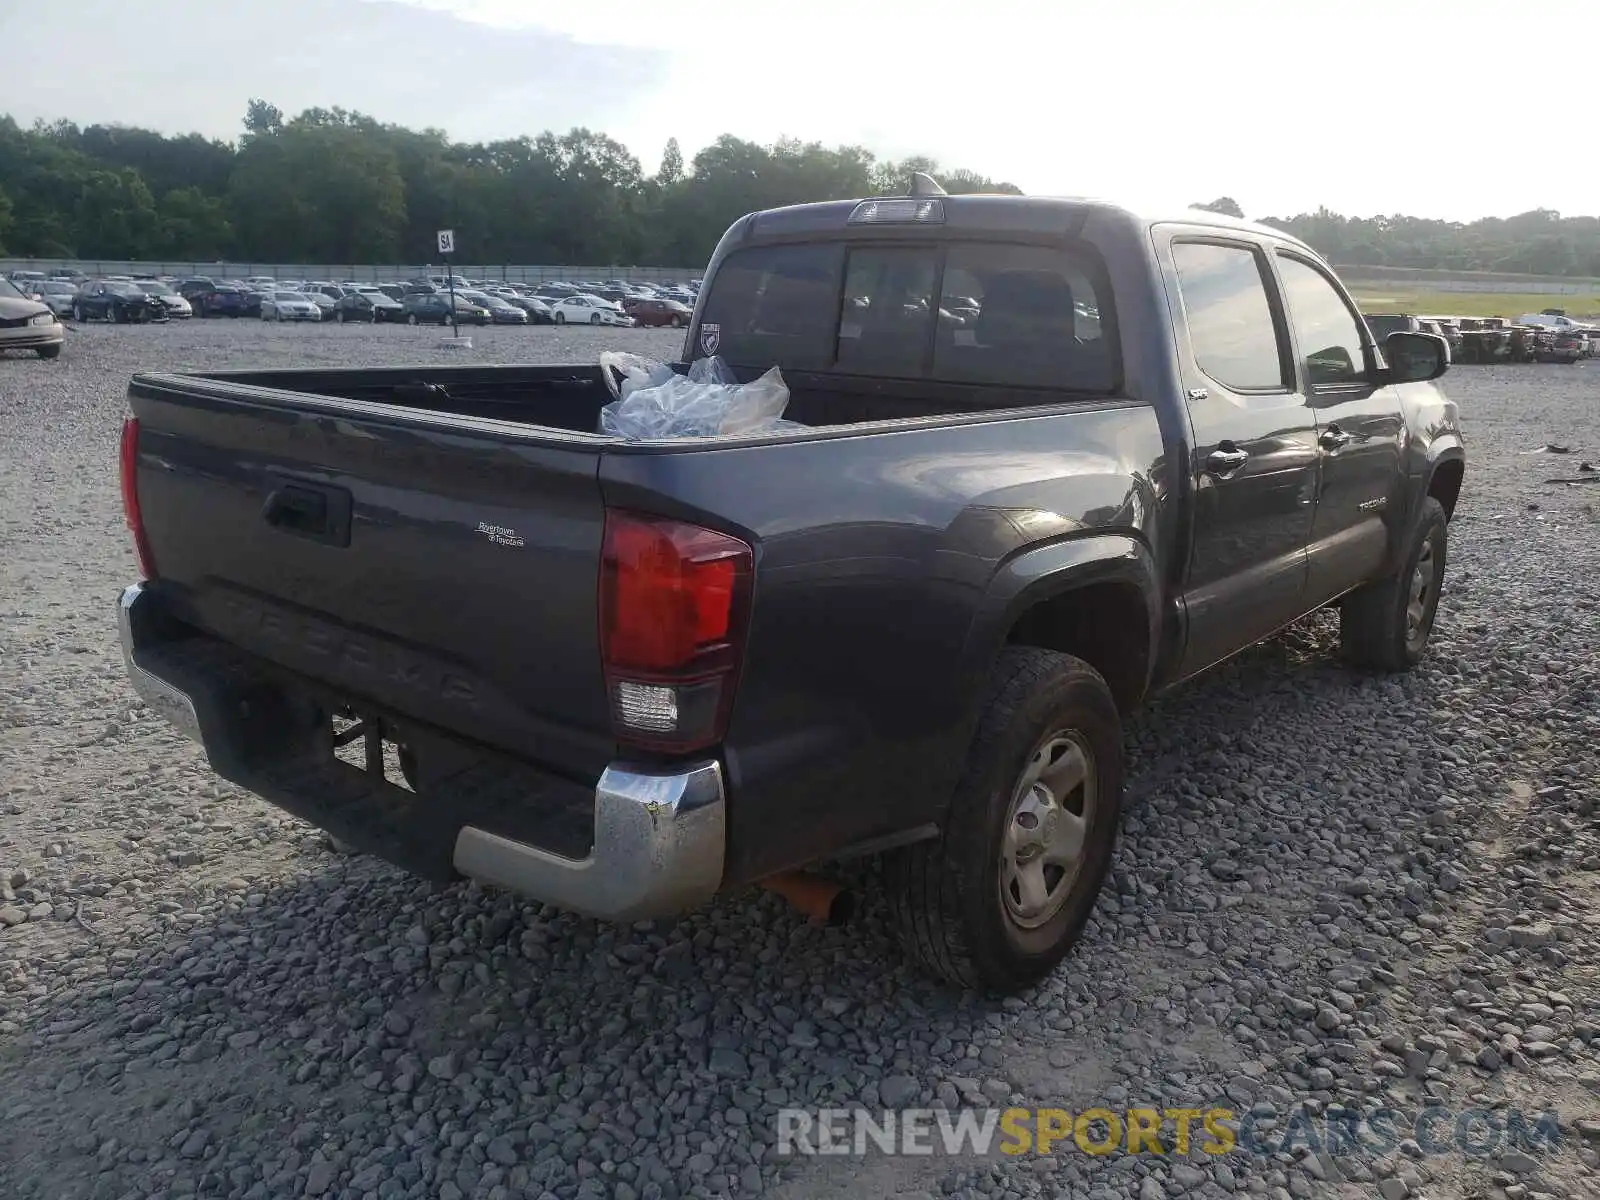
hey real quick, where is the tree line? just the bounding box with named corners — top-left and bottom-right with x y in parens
top-left (2, 105), bottom-right (1598, 277)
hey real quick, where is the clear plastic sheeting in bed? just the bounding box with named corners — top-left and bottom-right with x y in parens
top-left (598, 352), bottom-right (795, 439)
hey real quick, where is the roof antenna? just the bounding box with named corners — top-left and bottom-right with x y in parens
top-left (908, 172), bottom-right (948, 198)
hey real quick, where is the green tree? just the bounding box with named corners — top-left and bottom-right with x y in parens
top-left (657, 138), bottom-right (684, 186)
top-left (1194, 196), bottom-right (1244, 218)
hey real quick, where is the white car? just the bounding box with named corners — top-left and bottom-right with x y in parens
top-left (550, 295), bottom-right (634, 327)
top-left (36, 280), bottom-right (79, 318)
top-left (260, 291), bottom-right (323, 322)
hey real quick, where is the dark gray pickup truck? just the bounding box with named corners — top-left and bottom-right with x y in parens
top-left (116, 185), bottom-right (1464, 992)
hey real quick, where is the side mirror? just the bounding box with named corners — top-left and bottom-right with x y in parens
top-left (1384, 331), bottom-right (1449, 383)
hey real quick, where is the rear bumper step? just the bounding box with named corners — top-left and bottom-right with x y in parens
top-left (117, 583), bottom-right (727, 920)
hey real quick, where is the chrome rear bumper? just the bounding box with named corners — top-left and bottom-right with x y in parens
top-left (117, 582), bottom-right (726, 920)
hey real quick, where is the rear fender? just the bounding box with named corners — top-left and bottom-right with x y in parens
top-left (960, 533), bottom-right (1162, 715)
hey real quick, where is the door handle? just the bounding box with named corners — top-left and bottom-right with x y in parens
top-left (1319, 425), bottom-right (1353, 450)
top-left (1205, 445), bottom-right (1250, 479)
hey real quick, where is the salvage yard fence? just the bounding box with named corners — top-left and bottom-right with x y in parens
top-left (0, 259), bottom-right (704, 285)
top-left (8, 258), bottom-right (1600, 295)
top-left (1333, 264), bottom-right (1600, 295)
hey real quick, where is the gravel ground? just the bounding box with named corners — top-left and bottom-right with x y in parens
top-left (1, 324), bottom-right (1597, 1200)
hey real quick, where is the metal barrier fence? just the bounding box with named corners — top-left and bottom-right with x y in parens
top-left (8, 258), bottom-right (1599, 295)
top-left (0, 260), bottom-right (703, 285)
top-left (1333, 265), bottom-right (1600, 296)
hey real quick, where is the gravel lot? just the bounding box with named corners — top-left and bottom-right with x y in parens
top-left (1, 324), bottom-right (1597, 1200)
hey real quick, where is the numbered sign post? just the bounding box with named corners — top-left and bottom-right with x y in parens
top-left (437, 229), bottom-right (459, 339)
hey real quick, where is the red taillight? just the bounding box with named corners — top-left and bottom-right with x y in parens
top-left (599, 510), bottom-right (752, 753)
top-left (119, 417), bottom-right (157, 579)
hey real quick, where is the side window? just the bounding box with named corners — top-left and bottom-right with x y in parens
top-left (1171, 242), bottom-right (1286, 392)
top-left (1275, 255), bottom-right (1368, 386)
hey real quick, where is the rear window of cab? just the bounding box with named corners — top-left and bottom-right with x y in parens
top-left (696, 240), bottom-right (1117, 393)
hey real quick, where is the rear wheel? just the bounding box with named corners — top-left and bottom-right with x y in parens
top-left (1340, 496), bottom-right (1448, 671)
top-left (885, 647), bottom-right (1124, 993)
top-left (671, 315), bottom-right (685, 328)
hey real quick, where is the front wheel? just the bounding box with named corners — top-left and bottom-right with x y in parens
top-left (885, 647), bottom-right (1123, 993)
top-left (335, 310), bottom-right (345, 323)
top-left (670, 315), bottom-right (685, 328)
top-left (407, 313), bottom-right (418, 326)
top-left (72, 305), bottom-right (85, 323)
top-left (1340, 496), bottom-right (1448, 671)
top-left (554, 312), bottom-right (565, 325)
top-left (36, 344), bottom-right (62, 360)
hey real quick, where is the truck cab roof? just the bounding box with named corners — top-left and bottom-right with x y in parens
top-left (730, 192), bottom-right (1315, 254)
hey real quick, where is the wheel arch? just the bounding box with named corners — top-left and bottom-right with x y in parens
top-left (964, 534), bottom-right (1162, 717)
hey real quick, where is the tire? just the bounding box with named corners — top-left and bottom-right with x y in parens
top-left (554, 312), bottom-right (565, 325)
top-left (112, 306), bottom-right (126, 325)
top-left (72, 305), bottom-right (84, 323)
top-left (671, 315), bottom-right (685, 328)
top-left (335, 310), bottom-right (345, 324)
top-left (884, 647), bottom-right (1124, 993)
top-left (407, 313), bottom-right (418, 326)
top-left (590, 313), bottom-right (601, 325)
top-left (1340, 496), bottom-right (1448, 672)
top-left (35, 344), bottom-right (62, 360)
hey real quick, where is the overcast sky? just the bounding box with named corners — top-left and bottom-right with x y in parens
top-left (3, 0), bottom-right (1596, 222)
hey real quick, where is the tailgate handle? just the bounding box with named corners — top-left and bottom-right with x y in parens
top-left (262, 480), bottom-right (352, 547)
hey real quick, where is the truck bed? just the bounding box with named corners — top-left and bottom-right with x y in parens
top-left (190, 362), bottom-right (1109, 433)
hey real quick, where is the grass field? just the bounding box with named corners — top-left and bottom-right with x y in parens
top-left (1347, 289), bottom-right (1600, 319)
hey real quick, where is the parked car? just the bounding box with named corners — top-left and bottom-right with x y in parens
top-left (1536, 331), bottom-right (1587, 364)
top-left (1516, 312), bottom-right (1585, 332)
top-left (176, 278), bottom-right (218, 303)
top-left (550, 295), bottom-right (634, 327)
top-left (402, 293), bottom-right (490, 326)
top-left (534, 284), bottom-right (580, 300)
top-left (377, 284), bottom-right (408, 303)
top-left (0, 276), bottom-right (65, 358)
top-left (73, 280), bottom-right (168, 323)
top-left (135, 280), bottom-right (194, 319)
top-left (461, 291), bottom-right (528, 325)
top-left (198, 285), bottom-right (259, 319)
top-left (7, 270), bottom-right (47, 291)
top-left (36, 280), bottom-right (79, 319)
top-left (260, 291), bottom-right (323, 322)
top-left (114, 190), bottom-right (1463, 992)
top-left (332, 288), bottom-right (406, 323)
top-left (622, 297), bottom-right (693, 328)
top-left (501, 295), bottom-right (554, 324)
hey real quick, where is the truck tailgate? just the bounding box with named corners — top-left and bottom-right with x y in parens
top-left (127, 378), bottom-right (615, 779)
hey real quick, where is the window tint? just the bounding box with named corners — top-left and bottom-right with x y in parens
top-left (836, 247), bottom-right (937, 374)
top-left (933, 243), bottom-right (1113, 391)
top-left (1171, 242), bottom-right (1285, 391)
top-left (697, 243), bottom-right (845, 369)
top-left (699, 240), bottom-right (1116, 389)
top-left (1276, 255), bottom-right (1368, 386)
